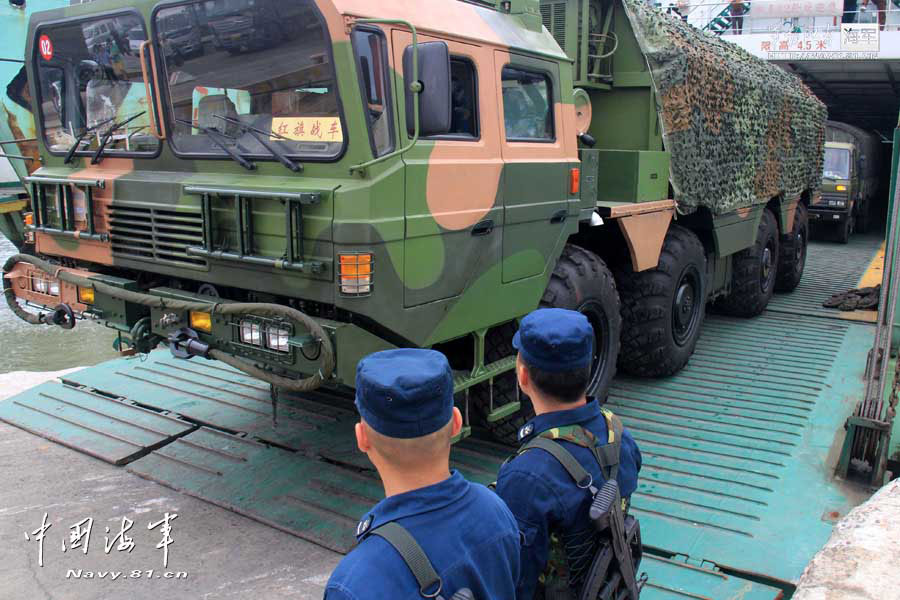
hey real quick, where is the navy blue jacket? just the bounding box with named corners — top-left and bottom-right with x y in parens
top-left (324, 471), bottom-right (521, 600)
top-left (495, 400), bottom-right (642, 600)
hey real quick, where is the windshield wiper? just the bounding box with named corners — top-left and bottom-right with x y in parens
top-left (91, 111), bottom-right (147, 164)
top-left (212, 114), bottom-right (302, 172)
top-left (175, 118), bottom-right (256, 171)
top-left (63, 114), bottom-right (118, 164)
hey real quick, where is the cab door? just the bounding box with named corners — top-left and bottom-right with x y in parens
top-left (494, 51), bottom-right (572, 283)
top-left (391, 30), bottom-right (504, 308)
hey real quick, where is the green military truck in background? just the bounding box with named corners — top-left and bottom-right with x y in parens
top-left (811, 120), bottom-right (882, 243)
top-left (2, 0), bottom-right (825, 442)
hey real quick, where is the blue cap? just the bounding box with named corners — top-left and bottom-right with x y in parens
top-left (355, 349), bottom-right (454, 439)
top-left (512, 308), bottom-right (593, 372)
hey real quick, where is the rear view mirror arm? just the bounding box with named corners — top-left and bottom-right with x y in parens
top-left (348, 18), bottom-right (420, 177)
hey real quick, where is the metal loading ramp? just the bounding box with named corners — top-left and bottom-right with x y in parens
top-left (0, 241), bottom-right (879, 597)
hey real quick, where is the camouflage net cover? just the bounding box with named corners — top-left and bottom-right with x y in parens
top-left (620, 0), bottom-right (826, 215)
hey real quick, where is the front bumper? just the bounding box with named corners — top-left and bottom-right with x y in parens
top-left (3, 262), bottom-right (394, 389)
top-left (809, 208), bottom-right (850, 223)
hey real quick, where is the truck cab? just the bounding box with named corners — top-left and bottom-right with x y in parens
top-left (811, 141), bottom-right (858, 242)
top-left (809, 120), bottom-right (882, 243)
top-left (4, 0), bottom-right (824, 444)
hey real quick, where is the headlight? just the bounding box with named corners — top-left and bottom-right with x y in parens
top-left (48, 281), bottom-right (60, 296)
top-left (266, 326), bottom-right (290, 353)
top-left (32, 277), bottom-right (48, 294)
top-left (239, 320), bottom-right (261, 346)
top-left (828, 199), bottom-right (847, 207)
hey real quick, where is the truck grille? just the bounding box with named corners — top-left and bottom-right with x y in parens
top-left (108, 203), bottom-right (207, 269)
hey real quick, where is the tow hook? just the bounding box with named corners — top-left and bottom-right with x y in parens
top-left (167, 328), bottom-right (210, 360)
top-left (47, 304), bottom-right (76, 330)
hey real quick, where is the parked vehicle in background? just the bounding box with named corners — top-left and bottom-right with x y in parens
top-left (810, 120), bottom-right (882, 243)
top-left (158, 7), bottom-right (204, 59)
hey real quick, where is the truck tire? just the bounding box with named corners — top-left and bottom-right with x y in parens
top-left (775, 202), bottom-right (808, 293)
top-left (615, 224), bottom-right (707, 377)
top-left (837, 215), bottom-right (854, 244)
top-left (716, 208), bottom-right (779, 317)
top-left (471, 245), bottom-right (621, 444)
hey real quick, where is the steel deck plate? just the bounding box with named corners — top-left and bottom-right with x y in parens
top-left (125, 426), bottom-right (383, 554)
top-left (608, 311), bottom-right (872, 583)
top-left (767, 234), bottom-right (882, 320)
top-left (62, 354), bottom-right (352, 453)
top-left (639, 555), bottom-right (782, 599)
top-left (0, 381), bottom-right (194, 465)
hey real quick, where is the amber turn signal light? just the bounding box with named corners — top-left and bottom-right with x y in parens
top-left (339, 253), bottom-right (373, 296)
top-left (77, 286), bottom-right (95, 304)
top-left (189, 311), bottom-right (213, 333)
top-left (569, 168), bottom-right (580, 195)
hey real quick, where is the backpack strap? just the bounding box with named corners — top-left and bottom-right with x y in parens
top-left (369, 522), bottom-right (443, 598)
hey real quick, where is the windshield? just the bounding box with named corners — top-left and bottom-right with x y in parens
top-left (35, 14), bottom-right (159, 156)
top-left (156, 0), bottom-right (344, 161)
top-left (823, 147), bottom-right (851, 180)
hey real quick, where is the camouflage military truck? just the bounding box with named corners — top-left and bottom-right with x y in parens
top-left (811, 120), bottom-right (881, 243)
top-left (2, 0), bottom-right (825, 442)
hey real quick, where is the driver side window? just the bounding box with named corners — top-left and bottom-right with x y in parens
top-left (352, 28), bottom-right (394, 158)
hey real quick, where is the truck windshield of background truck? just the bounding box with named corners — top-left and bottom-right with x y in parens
top-left (34, 13), bottom-right (160, 158)
top-left (155, 0), bottom-right (344, 161)
top-left (823, 146), bottom-right (851, 180)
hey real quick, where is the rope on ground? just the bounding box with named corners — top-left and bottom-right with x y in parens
top-left (823, 285), bottom-right (881, 312)
top-left (2, 253), bottom-right (335, 392)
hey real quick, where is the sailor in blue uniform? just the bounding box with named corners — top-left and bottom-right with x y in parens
top-left (495, 308), bottom-right (643, 600)
top-left (324, 348), bottom-right (521, 600)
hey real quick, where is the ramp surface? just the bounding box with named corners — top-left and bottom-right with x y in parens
top-left (63, 354), bottom-right (351, 453)
top-left (0, 380), bottom-right (194, 464)
top-left (608, 312), bottom-right (871, 583)
top-left (768, 234), bottom-right (883, 320)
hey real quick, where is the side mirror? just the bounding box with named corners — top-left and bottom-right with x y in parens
top-left (402, 41), bottom-right (450, 137)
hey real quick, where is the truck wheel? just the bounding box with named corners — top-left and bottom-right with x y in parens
top-left (615, 224), bottom-right (706, 377)
top-left (775, 203), bottom-right (808, 293)
top-left (837, 216), bottom-right (854, 244)
top-left (471, 245), bottom-right (621, 444)
top-left (716, 208), bottom-right (779, 317)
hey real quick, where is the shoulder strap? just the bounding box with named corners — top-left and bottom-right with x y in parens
top-left (520, 436), bottom-right (596, 492)
top-left (596, 409), bottom-right (625, 481)
top-left (369, 522), bottom-right (443, 598)
top-left (520, 410), bottom-right (626, 486)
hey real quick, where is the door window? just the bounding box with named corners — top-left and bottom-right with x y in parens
top-left (429, 58), bottom-right (478, 139)
top-left (501, 66), bottom-right (553, 142)
top-left (351, 28), bottom-right (394, 157)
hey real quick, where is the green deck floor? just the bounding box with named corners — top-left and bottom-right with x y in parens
top-left (768, 234), bottom-right (882, 319)
top-left (0, 236), bottom-right (881, 597)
